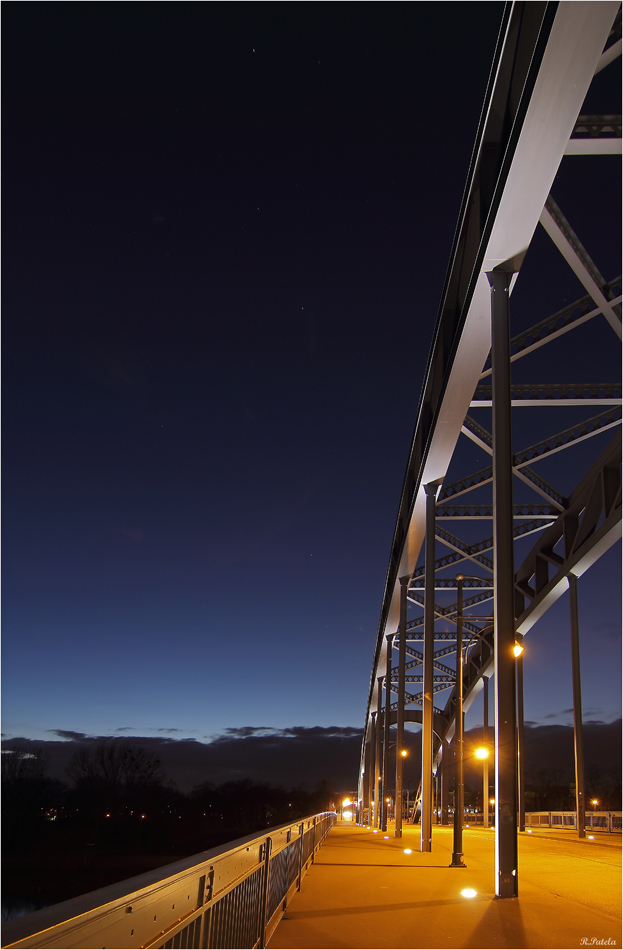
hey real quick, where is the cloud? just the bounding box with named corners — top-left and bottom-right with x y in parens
top-left (48, 730), bottom-right (89, 741)
top-left (223, 727), bottom-right (275, 738)
top-left (5, 721), bottom-right (618, 795)
top-left (157, 728), bottom-right (184, 734)
top-left (116, 727), bottom-right (134, 732)
top-left (221, 725), bottom-right (363, 740)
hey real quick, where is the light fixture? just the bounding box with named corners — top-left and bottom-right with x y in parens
top-left (513, 641), bottom-right (524, 657)
top-left (461, 889), bottom-right (477, 899)
top-left (489, 798), bottom-right (495, 805)
top-left (475, 747), bottom-right (488, 759)
top-left (404, 848), bottom-right (412, 854)
top-left (401, 749), bottom-right (407, 757)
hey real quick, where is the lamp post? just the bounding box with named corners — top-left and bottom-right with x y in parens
top-left (450, 574), bottom-right (467, 868)
top-left (475, 747), bottom-right (489, 827)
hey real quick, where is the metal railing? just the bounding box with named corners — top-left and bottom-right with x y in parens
top-left (2, 812), bottom-right (336, 950)
top-left (524, 811), bottom-right (622, 833)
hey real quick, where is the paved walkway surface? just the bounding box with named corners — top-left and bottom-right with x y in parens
top-left (269, 821), bottom-right (622, 949)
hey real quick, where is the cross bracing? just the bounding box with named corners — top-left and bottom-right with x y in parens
top-left (360, 3), bottom-right (621, 900)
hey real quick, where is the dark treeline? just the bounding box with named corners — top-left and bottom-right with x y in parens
top-left (2, 743), bottom-right (335, 918)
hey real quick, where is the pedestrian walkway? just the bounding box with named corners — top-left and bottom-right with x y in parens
top-left (268, 820), bottom-right (622, 949)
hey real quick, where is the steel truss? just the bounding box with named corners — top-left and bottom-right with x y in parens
top-left (359, 2), bottom-right (621, 900)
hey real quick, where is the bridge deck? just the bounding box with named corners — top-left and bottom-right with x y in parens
top-left (268, 821), bottom-right (621, 949)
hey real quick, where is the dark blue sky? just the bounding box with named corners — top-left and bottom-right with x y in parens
top-left (3, 4), bottom-right (620, 765)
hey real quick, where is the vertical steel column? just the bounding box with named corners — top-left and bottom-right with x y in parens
top-left (450, 575), bottom-right (466, 866)
top-left (382, 634), bottom-right (393, 832)
top-left (367, 715), bottom-right (375, 826)
top-left (517, 637), bottom-right (525, 832)
top-left (483, 676), bottom-right (489, 829)
top-left (489, 268), bottom-right (518, 899)
top-left (421, 481), bottom-right (438, 852)
top-left (374, 690), bottom-right (382, 828)
top-left (395, 576), bottom-right (408, 837)
top-left (569, 573), bottom-right (586, 838)
top-left (441, 739), bottom-right (450, 825)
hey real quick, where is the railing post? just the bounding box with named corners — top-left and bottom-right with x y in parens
top-left (395, 575), bottom-right (408, 837)
top-left (311, 816), bottom-right (317, 862)
top-left (488, 267), bottom-right (518, 899)
top-left (297, 823), bottom-right (304, 891)
top-left (258, 836), bottom-right (272, 949)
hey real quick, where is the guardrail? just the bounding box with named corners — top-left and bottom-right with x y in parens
top-left (525, 811), bottom-right (622, 833)
top-left (2, 812), bottom-right (336, 949)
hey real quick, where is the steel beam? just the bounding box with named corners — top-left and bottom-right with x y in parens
top-left (450, 575), bottom-right (466, 867)
top-left (540, 195), bottom-right (622, 338)
top-left (569, 574), bottom-right (586, 838)
top-left (421, 482), bottom-right (438, 852)
top-left (440, 739), bottom-right (450, 826)
top-left (483, 676), bottom-right (490, 829)
top-left (517, 637), bottom-right (525, 832)
top-left (382, 635), bottom-right (393, 832)
top-left (374, 689), bottom-right (382, 828)
top-left (489, 268), bottom-right (518, 899)
top-left (395, 577), bottom-right (408, 838)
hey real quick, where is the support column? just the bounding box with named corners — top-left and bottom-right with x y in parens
top-left (489, 268), bottom-right (518, 899)
top-left (517, 636), bottom-right (525, 832)
top-left (483, 676), bottom-right (489, 829)
top-left (367, 714), bottom-right (376, 827)
top-left (421, 481), bottom-right (438, 852)
top-left (441, 739), bottom-right (450, 825)
top-left (569, 574), bottom-right (586, 838)
top-left (450, 575), bottom-right (466, 867)
top-left (374, 687), bottom-right (382, 828)
top-left (382, 634), bottom-right (393, 832)
top-left (395, 576), bottom-right (408, 837)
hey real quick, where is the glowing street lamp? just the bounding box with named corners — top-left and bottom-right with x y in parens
top-left (591, 799), bottom-right (599, 812)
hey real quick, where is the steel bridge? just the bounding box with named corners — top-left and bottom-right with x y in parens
top-left (2, 3), bottom-right (621, 949)
top-left (357, 0), bottom-right (621, 901)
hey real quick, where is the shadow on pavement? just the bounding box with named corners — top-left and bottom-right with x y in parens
top-left (463, 895), bottom-right (528, 949)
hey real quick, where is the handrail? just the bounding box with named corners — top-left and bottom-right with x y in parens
top-left (1, 812), bottom-right (337, 950)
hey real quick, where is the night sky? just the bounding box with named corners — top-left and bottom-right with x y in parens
top-left (3, 4), bottom-right (620, 789)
